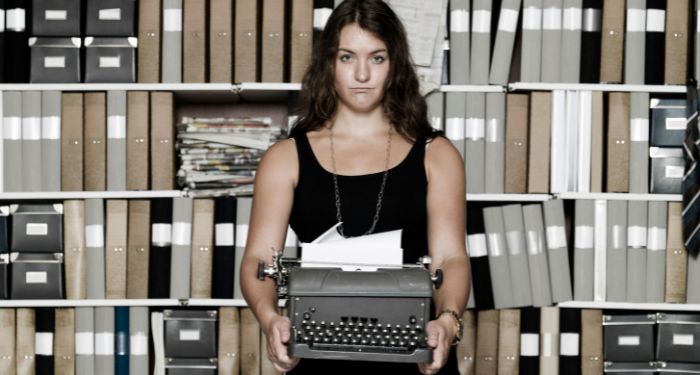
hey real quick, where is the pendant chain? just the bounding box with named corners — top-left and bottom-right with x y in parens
top-left (329, 126), bottom-right (393, 237)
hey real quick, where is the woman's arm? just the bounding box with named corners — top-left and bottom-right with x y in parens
top-left (419, 136), bottom-right (471, 375)
top-left (240, 139), bottom-right (299, 372)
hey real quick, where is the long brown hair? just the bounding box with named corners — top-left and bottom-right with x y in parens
top-left (290, 0), bottom-right (437, 142)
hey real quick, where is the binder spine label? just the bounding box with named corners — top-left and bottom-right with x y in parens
top-left (130, 333), bottom-right (149, 355)
top-left (647, 228), bottom-right (667, 251)
top-left (543, 7), bottom-right (562, 30)
top-left (505, 231), bottom-right (524, 255)
top-left (575, 225), bottom-right (594, 248)
top-left (498, 9), bottom-right (519, 33)
top-left (215, 224), bottom-right (234, 246)
top-left (627, 225), bottom-right (648, 248)
top-left (4, 117), bottom-right (22, 140)
top-left (627, 9), bottom-right (646, 32)
top-left (487, 233), bottom-right (506, 257)
top-left (526, 230), bottom-right (545, 255)
top-left (22, 118), bottom-right (41, 140)
top-left (583, 9), bottom-right (601, 32)
top-left (313, 8), bottom-right (332, 30)
top-left (630, 118), bottom-right (650, 141)
top-left (450, 10), bottom-right (470, 32)
top-left (35, 332), bottom-right (54, 355)
top-left (520, 333), bottom-right (540, 356)
top-left (172, 222), bottom-right (192, 246)
top-left (445, 118), bottom-right (466, 140)
top-left (163, 9), bottom-right (183, 32)
top-left (45, 10), bottom-right (68, 20)
top-left (466, 118), bottom-right (485, 140)
top-left (542, 333), bottom-right (553, 356)
top-left (486, 119), bottom-right (502, 142)
top-left (0, 10), bottom-right (4, 31)
top-left (546, 226), bottom-right (567, 248)
top-left (42, 117), bottom-right (61, 140)
top-left (523, 7), bottom-right (542, 30)
top-left (560, 333), bottom-right (580, 355)
top-left (86, 224), bottom-right (105, 248)
top-left (152, 224), bottom-right (173, 246)
top-left (563, 8), bottom-right (582, 30)
top-left (646, 9), bottom-right (665, 32)
top-left (467, 233), bottom-right (488, 257)
top-left (75, 332), bottom-right (95, 355)
top-left (95, 332), bottom-right (115, 355)
top-left (472, 10), bottom-right (491, 33)
top-left (6, 9), bottom-right (26, 31)
top-left (108, 116), bottom-right (126, 139)
top-left (235, 224), bottom-right (249, 247)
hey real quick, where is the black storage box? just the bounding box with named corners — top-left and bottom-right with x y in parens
top-left (650, 147), bottom-right (684, 194)
top-left (10, 252), bottom-right (64, 299)
top-left (165, 358), bottom-right (217, 375)
top-left (164, 310), bottom-right (217, 358)
top-left (650, 98), bottom-right (687, 147)
top-left (31, 0), bottom-right (82, 36)
top-left (10, 204), bottom-right (63, 253)
top-left (603, 361), bottom-right (657, 374)
top-left (29, 37), bottom-right (82, 83)
top-left (84, 37), bottom-right (137, 83)
top-left (85, 0), bottom-right (136, 36)
top-left (656, 313), bottom-right (700, 363)
top-left (603, 314), bottom-right (656, 362)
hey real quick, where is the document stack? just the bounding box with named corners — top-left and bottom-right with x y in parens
top-left (176, 116), bottom-right (284, 196)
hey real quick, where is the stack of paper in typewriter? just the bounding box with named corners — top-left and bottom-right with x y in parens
top-left (176, 116), bottom-right (284, 196)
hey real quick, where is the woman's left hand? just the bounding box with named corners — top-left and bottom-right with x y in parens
top-left (417, 315), bottom-right (456, 375)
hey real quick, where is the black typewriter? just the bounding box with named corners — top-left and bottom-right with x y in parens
top-left (258, 255), bottom-right (442, 363)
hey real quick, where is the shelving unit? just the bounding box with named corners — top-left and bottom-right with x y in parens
top-left (467, 193), bottom-right (552, 201)
top-left (0, 190), bottom-right (183, 200)
top-left (509, 82), bottom-right (687, 93)
top-left (556, 192), bottom-right (683, 201)
top-left (0, 299), bottom-right (270, 308)
top-left (558, 301), bottom-right (700, 312)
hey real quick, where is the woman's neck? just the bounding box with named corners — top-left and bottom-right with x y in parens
top-left (331, 105), bottom-right (391, 137)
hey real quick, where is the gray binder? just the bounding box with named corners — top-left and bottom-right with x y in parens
top-left (445, 92), bottom-right (466, 159)
top-left (629, 92), bottom-right (650, 193)
top-left (523, 204), bottom-right (553, 307)
top-left (688, 249), bottom-right (700, 304)
top-left (489, 0), bottom-right (522, 84)
top-left (129, 306), bottom-right (149, 375)
top-left (645, 201), bottom-right (667, 303)
top-left (574, 199), bottom-right (595, 301)
top-left (426, 91), bottom-right (444, 131)
top-left (3, 92), bottom-right (22, 192)
top-left (626, 201), bottom-right (648, 303)
top-left (75, 307), bottom-right (95, 375)
top-left (470, 0), bottom-right (492, 84)
top-left (502, 204), bottom-right (533, 307)
top-left (624, 0), bottom-right (646, 84)
top-left (162, 0), bottom-right (183, 82)
top-left (593, 199), bottom-right (608, 301)
top-left (234, 197), bottom-right (253, 300)
top-left (107, 91), bottom-right (126, 191)
top-left (485, 92), bottom-right (505, 193)
top-left (170, 197), bottom-right (193, 299)
top-left (521, 0), bottom-right (543, 81)
top-left (560, 0), bottom-right (582, 82)
top-left (543, 199), bottom-right (572, 302)
top-left (606, 200), bottom-right (628, 302)
top-left (41, 91), bottom-right (61, 192)
top-left (86, 198), bottom-right (106, 299)
top-left (483, 206), bottom-right (514, 308)
top-left (449, 0), bottom-right (470, 84)
top-left (95, 307), bottom-right (115, 375)
top-left (541, 0), bottom-right (563, 82)
top-left (466, 92), bottom-right (485, 193)
top-left (21, 91), bottom-right (42, 192)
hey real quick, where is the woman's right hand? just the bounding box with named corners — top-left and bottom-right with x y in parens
top-left (263, 313), bottom-right (300, 373)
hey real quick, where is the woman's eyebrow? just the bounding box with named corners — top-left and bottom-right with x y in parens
top-left (338, 47), bottom-right (387, 54)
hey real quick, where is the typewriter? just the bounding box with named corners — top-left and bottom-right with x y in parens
top-left (258, 254), bottom-right (442, 363)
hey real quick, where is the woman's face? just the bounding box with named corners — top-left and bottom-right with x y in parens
top-left (333, 23), bottom-right (390, 114)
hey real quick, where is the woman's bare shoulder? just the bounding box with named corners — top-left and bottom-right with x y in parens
top-left (257, 138), bottom-right (299, 184)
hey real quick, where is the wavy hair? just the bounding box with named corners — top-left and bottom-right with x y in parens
top-left (289, 0), bottom-right (437, 142)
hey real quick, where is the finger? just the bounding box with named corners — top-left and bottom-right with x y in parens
top-left (425, 324), bottom-right (440, 348)
top-left (273, 325), bottom-right (292, 362)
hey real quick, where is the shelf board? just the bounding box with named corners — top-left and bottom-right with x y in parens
top-left (509, 82), bottom-right (687, 93)
top-left (440, 85), bottom-right (506, 93)
top-left (466, 193), bottom-right (552, 201)
top-left (0, 299), bottom-right (282, 308)
top-left (556, 192), bottom-right (682, 201)
top-left (558, 301), bottom-right (700, 311)
top-left (0, 190), bottom-right (183, 200)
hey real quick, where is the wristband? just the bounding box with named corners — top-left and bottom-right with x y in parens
top-left (437, 309), bottom-right (464, 346)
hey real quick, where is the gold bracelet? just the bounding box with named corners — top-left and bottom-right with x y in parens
top-left (437, 309), bottom-right (464, 346)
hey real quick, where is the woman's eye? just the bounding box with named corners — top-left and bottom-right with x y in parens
top-left (339, 54), bottom-right (352, 62)
top-left (371, 55), bottom-right (386, 64)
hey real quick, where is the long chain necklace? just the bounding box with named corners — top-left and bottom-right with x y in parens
top-left (329, 125), bottom-right (393, 237)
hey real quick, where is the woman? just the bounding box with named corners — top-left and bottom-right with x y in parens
top-left (240, 1), bottom-right (470, 374)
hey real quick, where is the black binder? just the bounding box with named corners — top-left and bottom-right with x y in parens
top-left (645, 0), bottom-right (666, 84)
top-left (149, 198), bottom-right (172, 298)
top-left (559, 308), bottom-right (582, 375)
top-left (0, 0), bottom-right (5, 82)
top-left (35, 307), bottom-right (55, 375)
top-left (519, 307), bottom-right (540, 374)
top-left (211, 196), bottom-right (236, 299)
top-left (580, 0), bottom-right (602, 83)
top-left (3, 0), bottom-right (30, 83)
top-left (467, 204), bottom-right (494, 310)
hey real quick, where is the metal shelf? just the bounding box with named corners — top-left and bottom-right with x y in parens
top-left (0, 190), bottom-right (183, 200)
top-left (440, 85), bottom-right (506, 93)
top-left (556, 192), bottom-right (682, 201)
top-left (0, 299), bottom-right (281, 308)
top-left (466, 193), bottom-right (552, 201)
top-left (558, 301), bottom-right (700, 312)
top-left (509, 82), bottom-right (687, 93)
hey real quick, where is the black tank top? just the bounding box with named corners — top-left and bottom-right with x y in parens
top-left (289, 132), bottom-right (429, 263)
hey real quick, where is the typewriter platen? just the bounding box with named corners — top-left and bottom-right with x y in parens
top-left (258, 255), bottom-right (442, 363)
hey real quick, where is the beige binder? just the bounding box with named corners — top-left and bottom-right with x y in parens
top-left (183, 0), bottom-right (207, 83)
top-left (475, 309), bottom-right (499, 375)
top-left (64, 200), bottom-right (87, 299)
top-left (105, 200), bottom-right (128, 299)
top-left (527, 92), bottom-right (551, 193)
top-left (497, 309), bottom-right (520, 375)
top-left (0, 309), bottom-right (16, 375)
top-left (218, 307), bottom-right (241, 375)
top-left (235, 0), bottom-right (259, 82)
top-left (150, 92), bottom-right (175, 190)
top-left (505, 94), bottom-right (529, 193)
top-left (15, 308), bottom-right (35, 375)
top-left (137, 0), bottom-right (162, 82)
top-left (261, 0), bottom-right (286, 82)
top-left (665, 202), bottom-right (687, 303)
top-left (289, 0), bottom-right (313, 83)
top-left (126, 200), bottom-right (151, 299)
top-left (240, 308), bottom-right (261, 375)
top-left (599, 0), bottom-right (625, 83)
top-left (539, 307), bottom-right (560, 375)
top-left (606, 92), bottom-right (630, 192)
top-left (54, 308), bottom-right (76, 375)
top-left (590, 91), bottom-right (604, 192)
top-left (209, 0), bottom-right (233, 83)
top-left (61, 93), bottom-right (84, 191)
top-left (126, 92), bottom-right (149, 190)
top-left (191, 199), bottom-right (214, 298)
top-left (664, 0), bottom-right (689, 85)
top-left (581, 309), bottom-right (603, 375)
top-left (83, 93), bottom-right (107, 191)
top-left (457, 310), bottom-right (477, 375)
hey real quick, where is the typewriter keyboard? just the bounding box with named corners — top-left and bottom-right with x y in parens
top-left (293, 315), bottom-right (428, 354)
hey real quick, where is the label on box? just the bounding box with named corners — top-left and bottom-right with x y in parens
top-left (666, 117), bottom-right (686, 130)
top-left (27, 223), bottom-right (48, 236)
top-left (44, 56), bottom-right (66, 68)
top-left (99, 56), bottom-right (121, 68)
top-left (179, 329), bottom-right (200, 341)
top-left (0, 10), bottom-right (5, 31)
top-left (26, 271), bottom-right (48, 284)
top-left (618, 335), bottom-right (640, 346)
top-left (99, 8), bottom-right (122, 20)
top-left (673, 333), bottom-right (695, 346)
top-left (666, 165), bottom-right (684, 179)
top-left (45, 10), bottom-right (67, 20)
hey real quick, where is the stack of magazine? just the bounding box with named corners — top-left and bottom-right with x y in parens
top-left (176, 116), bottom-right (284, 196)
